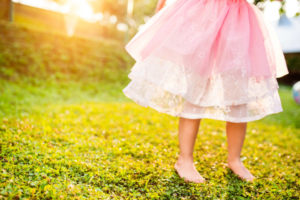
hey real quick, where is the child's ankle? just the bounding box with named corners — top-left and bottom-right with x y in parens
top-left (227, 157), bottom-right (241, 164)
top-left (177, 154), bottom-right (194, 163)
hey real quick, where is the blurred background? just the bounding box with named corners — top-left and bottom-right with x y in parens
top-left (0, 0), bottom-right (299, 199)
top-left (0, 0), bottom-right (299, 85)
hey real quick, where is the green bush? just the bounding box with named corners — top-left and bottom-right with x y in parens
top-left (285, 53), bottom-right (300, 74)
top-left (0, 21), bottom-right (134, 83)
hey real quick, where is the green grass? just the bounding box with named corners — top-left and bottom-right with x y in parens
top-left (258, 84), bottom-right (300, 129)
top-left (0, 21), bottom-right (132, 83)
top-left (1, 78), bottom-right (299, 199)
top-left (0, 21), bottom-right (300, 199)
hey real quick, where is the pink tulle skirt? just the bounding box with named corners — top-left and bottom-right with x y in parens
top-left (122, 0), bottom-right (289, 122)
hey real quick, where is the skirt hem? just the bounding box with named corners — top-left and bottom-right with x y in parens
top-left (122, 86), bottom-right (283, 123)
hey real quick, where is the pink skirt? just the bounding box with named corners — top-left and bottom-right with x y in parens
top-left (122, 0), bottom-right (289, 122)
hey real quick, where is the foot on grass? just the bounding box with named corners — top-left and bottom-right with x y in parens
top-left (227, 159), bottom-right (255, 182)
top-left (174, 158), bottom-right (205, 183)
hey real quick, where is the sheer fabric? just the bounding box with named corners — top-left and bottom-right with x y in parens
top-left (123, 0), bottom-right (289, 122)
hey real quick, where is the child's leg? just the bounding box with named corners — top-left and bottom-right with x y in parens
top-left (226, 121), bottom-right (255, 181)
top-left (174, 117), bottom-right (205, 183)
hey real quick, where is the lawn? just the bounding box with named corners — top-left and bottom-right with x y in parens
top-left (0, 21), bottom-right (299, 199)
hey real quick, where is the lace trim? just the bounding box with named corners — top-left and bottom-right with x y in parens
top-left (122, 56), bottom-right (283, 122)
top-left (123, 78), bottom-right (283, 122)
top-left (127, 56), bottom-right (279, 106)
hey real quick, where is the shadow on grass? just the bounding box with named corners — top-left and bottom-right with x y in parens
top-left (160, 170), bottom-right (205, 200)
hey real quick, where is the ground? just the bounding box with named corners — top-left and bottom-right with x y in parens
top-left (0, 21), bottom-right (299, 199)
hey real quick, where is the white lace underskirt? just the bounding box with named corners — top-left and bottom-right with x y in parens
top-left (122, 57), bottom-right (283, 122)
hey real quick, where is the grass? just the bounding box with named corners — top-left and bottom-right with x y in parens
top-left (1, 78), bottom-right (299, 199)
top-left (0, 21), bottom-right (132, 83)
top-left (0, 21), bottom-right (300, 199)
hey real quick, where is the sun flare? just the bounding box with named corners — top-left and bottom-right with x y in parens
top-left (63, 0), bottom-right (94, 21)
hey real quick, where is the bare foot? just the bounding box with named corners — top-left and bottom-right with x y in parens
top-left (227, 159), bottom-right (255, 182)
top-left (174, 157), bottom-right (205, 183)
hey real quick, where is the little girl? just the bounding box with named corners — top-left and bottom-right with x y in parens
top-left (122, 0), bottom-right (289, 183)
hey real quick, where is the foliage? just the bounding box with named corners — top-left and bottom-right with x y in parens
top-left (0, 21), bottom-right (134, 83)
top-left (285, 54), bottom-right (300, 74)
top-left (0, 74), bottom-right (299, 200)
top-left (0, 19), bottom-right (299, 199)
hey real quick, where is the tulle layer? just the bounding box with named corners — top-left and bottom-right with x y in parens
top-left (125, 0), bottom-right (289, 78)
top-left (122, 57), bottom-right (283, 122)
top-left (123, 0), bottom-right (288, 122)
top-left (123, 78), bottom-right (282, 122)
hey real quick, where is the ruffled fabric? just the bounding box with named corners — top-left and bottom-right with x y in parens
top-left (123, 56), bottom-right (282, 122)
top-left (125, 0), bottom-right (289, 78)
top-left (122, 0), bottom-right (289, 122)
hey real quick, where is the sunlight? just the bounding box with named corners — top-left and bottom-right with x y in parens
top-left (13, 0), bottom-right (95, 22)
top-left (62, 0), bottom-right (94, 22)
top-left (12, 0), bottom-right (62, 12)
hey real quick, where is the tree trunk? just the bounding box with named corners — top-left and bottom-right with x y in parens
top-left (0, 0), bottom-right (13, 21)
